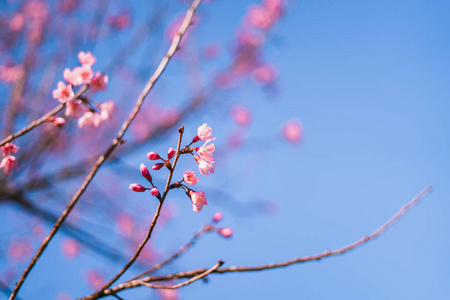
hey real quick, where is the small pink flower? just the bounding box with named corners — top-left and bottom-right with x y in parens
top-left (52, 81), bottom-right (74, 102)
top-left (65, 99), bottom-right (84, 118)
top-left (231, 105), bottom-right (252, 126)
top-left (78, 51), bottom-right (96, 67)
top-left (78, 111), bottom-right (102, 128)
top-left (183, 170), bottom-right (199, 186)
top-left (129, 183), bottom-right (146, 192)
top-left (147, 152), bottom-right (160, 160)
top-left (189, 190), bottom-right (208, 213)
top-left (195, 155), bottom-right (214, 176)
top-left (90, 72), bottom-right (108, 92)
top-left (0, 155), bottom-right (18, 175)
top-left (64, 65), bottom-right (93, 86)
top-left (99, 100), bottom-right (115, 121)
top-left (219, 228), bottom-right (233, 238)
top-left (150, 188), bottom-right (160, 197)
top-left (62, 238), bottom-right (80, 259)
top-left (140, 163), bottom-right (152, 183)
top-left (196, 142), bottom-right (215, 163)
top-left (1, 142), bottom-right (19, 156)
top-left (167, 147), bottom-right (176, 159)
top-left (212, 212), bottom-right (223, 222)
top-left (196, 123), bottom-right (215, 142)
top-left (63, 68), bottom-right (80, 86)
top-left (53, 117), bottom-right (66, 128)
top-left (282, 120), bottom-right (302, 143)
top-left (152, 163), bottom-right (164, 170)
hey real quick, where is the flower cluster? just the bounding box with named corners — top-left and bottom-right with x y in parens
top-left (51, 51), bottom-right (114, 128)
top-left (0, 142), bottom-right (19, 175)
top-left (129, 124), bottom-right (217, 213)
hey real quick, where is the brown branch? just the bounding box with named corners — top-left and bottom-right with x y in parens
top-left (138, 260), bottom-right (224, 290)
top-left (96, 185), bottom-right (432, 298)
top-left (0, 85), bottom-right (89, 147)
top-left (130, 224), bottom-right (211, 281)
top-left (9, 0), bottom-right (202, 298)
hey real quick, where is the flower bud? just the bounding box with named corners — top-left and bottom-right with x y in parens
top-left (147, 151), bottom-right (160, 160)
top-left (150, 188), bottom-right (160, 197)
top-left (212, 212), bottom-right (223, 223)
top-left (140, 163), bottom-right (152, 182)
top-left (167, 147), bottom-right (176, 159)
top-left (218, 228), bottom-right (233, 238)
top-left (129, 183), bottom-right (146, 192)
top-left (53, 117), bottom-right (66, 128)
top-left (152, 163), bottom-right (164, 170)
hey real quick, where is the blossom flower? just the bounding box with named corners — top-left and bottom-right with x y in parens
top-left (252, 64), bottom-right (277, 85)
top-left (195, 155), bottom-right (214, 176)
top-left (183, 170), bottom-right (199, 186)
top-left (196, 142), bottom-right (215, 163)
top-left (212, 212), bottom-right (223, 222)
top-left (219, 228), bottom-right (233, 238)
top-left (189, 190), bottom-right (208, 213)
top-left (52, 81), bottom-right (74, 102)
top-left (150, 188), bottom-right (160, 197)
top-left (64, 65), bottom-right (93, 86)
top-left (1, 142), bottom-right (19, 157)
top-left (282, 120), bottom-right (302, 143)
top-left (195, 123), bottom-right (215, 142)
top-left (140, 163), bottom-right (152, 183)
top-left (78, 111), bottom-right (102, 128)
top-left (62, 238), bottom-right (80, 259)
top-left (65, 99), bottom-right (84, 118)
top-left (90, 72), bottom-right (108, 92)
top-left (129, 183), bottom-right (146, 192)
top-left (53, 117), bottom-right (66, 128)
top-left (78, 51), bottom-right (96, 67)
top-left (231, 105), bottom-right (252, 126)
top-left (99, 101), bottom-right (115, 120)
top-left (167, 147), bottom-right (176, 159)
top-left (0, 155), bottom-right (18, 175)
top-left (147, 152), bottom-right (160, 160)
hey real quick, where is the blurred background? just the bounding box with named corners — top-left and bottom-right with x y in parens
top-left (0, 0), bottom-right (448, 299)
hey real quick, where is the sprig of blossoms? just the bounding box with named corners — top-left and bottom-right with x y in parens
top-left (0, 142), bottom-right (19, 175)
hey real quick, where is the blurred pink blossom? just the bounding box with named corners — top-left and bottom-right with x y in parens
top-left (62, 238), bottom-right (80, 259)
top-left (90, 73), bottom-right (108, 92)
top-left (231, 105), bottom-right (252, 126)
top-left (282, 120), bottom-right (302, 143)
top-left (1, 155), bottom-right (18, 175)
top-left (78, 51), bottom-right (96, 67)
top-left (78, 111), bottom-right (102, 128)
top-left (52, 81), bottom-right (74, 102)
top-left (65, 99), bottom-right (84, 118)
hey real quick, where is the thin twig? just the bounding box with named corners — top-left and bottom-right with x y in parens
top-left (138, 260), bottom-right (224, 290)
top-left (0, 85), bottom-right (89, 147)
top-left (130, 224), bottom-right (211, 281)
top-left (96, 185), bottom-right (432, 298)
top-left (9, 0), bottom-right (202, 298)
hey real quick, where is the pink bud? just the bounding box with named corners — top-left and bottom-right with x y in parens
top-left (152, 163), bottom-right (164, 170)
top-left (192, 135), bottom-right (200, 143)
top-left (212, 212), bottom-right (223, 222)
top-left (53, 117), bottom-right (66, 128)
top-left (167, 147), bottom-right (176, 159)
top-left (219, 228), bottom-right (233, 238)
top-left (150, 188), bottom-right (160, 197)
top-left (140, 163), bottom-right (152, 182)
top-left (147, 151), bottom-right (160, 160)
top-left (129, 183), bottom-right (146, 192)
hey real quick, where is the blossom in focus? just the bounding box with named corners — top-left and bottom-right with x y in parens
top-left (194, 123), bottom-right (215, 143)
top-left (78, 111), bottom-right (102, 128)
top-left (140, 163), bottom-right (152, 183)
top-left (78, 51), bottom-right (96, 67)
top-left (194, 155), bottom-right (214, 176)
top-left (183, 170), bottom-right (199, 186)
top-left (152, 163), bottom-right (164, 170)
top-left (65, 99), bottom-right (84, 118)
top-left (147, 152), bottom-right (160, 160)
top-left (189, 190), bottom-right (208, 213)
top-left (167, 147), bottom-right (176, 159)
top-left (196, 142), bottom-right (215, 163)
top-left (64, 65), bottom-right (93, 86)
top-left (150, 188), bottom-right (160, 197)
top-left (219, 228), bottom-right (233, 238)
top-left (282, 120), bottom-right (302, 143)
top-left (129, 183), bottom-right (146, 192)
top-left (52, 81), bottom-right (74, 102)
top-left (0, 155), bottom-right (18, 175)
top-left (99, 101), bottom-right (115, 121)
top-left (1, 143), bottom-right (19, 157)
top-left (90, 72), bottom-right (108, 92)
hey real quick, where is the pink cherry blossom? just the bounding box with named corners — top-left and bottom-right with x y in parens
top-left (53, 117), bottom-right (66, 128)
top-left (147, 152), bottom-right (160, 160)
top-left (62, 238), bottom-right (80, 259)
top-left (252, 64), bottom-right (277, 85)
top-left (282, 120), bottom-right (302, 143)
top-left (167, 147), bottom-right (176, 159)
top-left (78, 51), bottom-right (96, 67)
top-left (189, 190), bottom-right (208, 213)
top-left (90, 72), bottom-right (108, 92)
top-left (212, 212), bottom-right (223, 222)
top-left (196, 123), bottom-right (215, 142)
top-left (219, 228), bottom-right (233, 238)
top-left (1, 142), bottom-right (19, 156)
top-left (52, 81), bottom-right (74, 102)
top-left (78, 111), bottom-right (102, 128)
top-left (0, 155), bottom-right (18, 175)
top-left (150, 188), bottom-right (160, 197)
top-left (65, 99), bottom-right (84, 118)
top-left (64, 65), bottom-right (93, 86)
top-left (195, 155), bottom-right (214, 176)
top-left (63, 68), bottom-right (80, 86)
top-left (140, 163), bottom-right (152, 182)
top-left (231, 105), bottom-right (252, 126)
top-left (129, 183), bottom-right (146, 192)
top-left (196, 142), bottom-right (215, 163)
top-left (183, 170), bottom-right (199, 186)
top-left (99, 101), bottom-right (115, 120)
